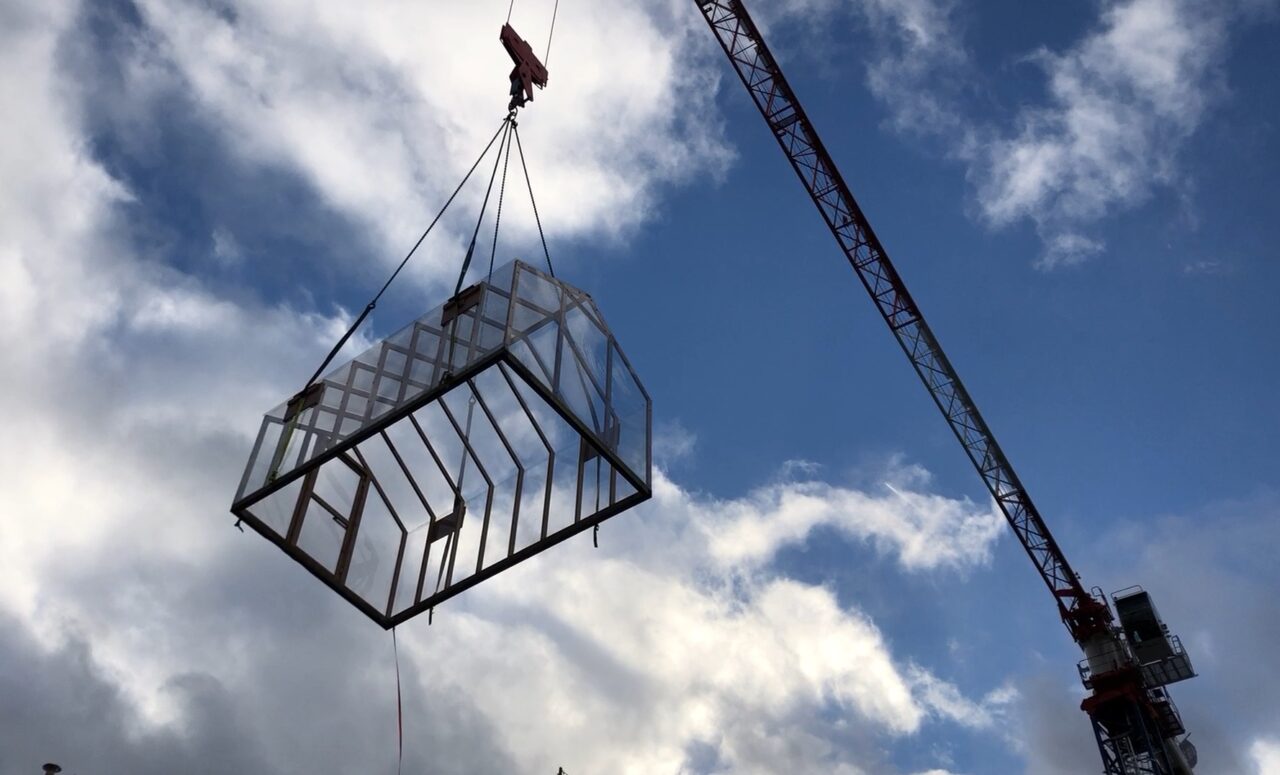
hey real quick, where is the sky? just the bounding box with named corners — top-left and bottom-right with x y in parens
top-left (1, 0), bottom-right (1278, 773)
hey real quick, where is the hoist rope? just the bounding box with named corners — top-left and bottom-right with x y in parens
top-left (506, 0), bottom-right (515, 25)
top-left (544, 0), bottom-right (560, 67)
top-left (488, 119), bottom-right (516, 282)
top-left (302, 115), bottom-right (555, 398)
top-left (513, 124), bottom-right (555, 277)
top-left (454, 117), bottom-right (515, 296)
top-left (301, 118), bottom-right (509, 391)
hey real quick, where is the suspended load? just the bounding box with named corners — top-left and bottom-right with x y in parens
top-left (232, 259), bottom-right (651, 627)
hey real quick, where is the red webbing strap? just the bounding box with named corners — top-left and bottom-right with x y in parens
top-left (393, 627), bottom-right (403, 775)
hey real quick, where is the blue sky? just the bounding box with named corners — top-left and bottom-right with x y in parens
top-left (2, 0), bottom-right (1278, 774)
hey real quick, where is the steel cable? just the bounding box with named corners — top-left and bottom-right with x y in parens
top-left (301, 117), bottom-right (510, 391)
top-left (454, 118), bottom-right (515, 296)
top-left (513, 124), bottom-right (555, 277)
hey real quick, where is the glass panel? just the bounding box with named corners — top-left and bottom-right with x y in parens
top-left (482, 286), bottom-right (510, 330)
top-left (477, 321), bottom-right (505, 352)
top-left (564, 305), bottom-right (609, 390)
top-left (347, 488), bottom-right (403, 613)
top-left (313, 408), bottom-right (339, 433)
top-left (375, 376), bottom-right (402, 402)
top-left (510, 323), bottom-right (559, 393)
top-left (393, 525), bottom-right (430, 615)
top-left (351, 365), bottom-right (375, 393)
top-left (580, 453), bottom-right (607, 519)
top-left (475, 365), bottom-right (546, 468)
top-left (312, 458), bottom-right (359, 515)
top-left (249, 476), bottom-right (302, 537)
top-left (409, 326), bottom-right (442, 364)
top-left (513, 460), bottom-right (550, 550)
top-left (343, 394), bottom-right (368, 420)
top-left (355, 432), bottom-right (440, 535)
top-left (447, 313), bottom-right (475, 349)
top-left (273, 422), bottom-right (307, 479)
top-left (415, 400), bottom-right (473, 499)
top-left (297, 498), bottom-right (345, 572)
top-left (487, 258), bottom-right (518, 293)
top-left (242, 419), bottom-right (283, 496)
top-left (383, 348), bottom-right (407, 379)
top-left (407, 355), bottom-right (437, 390)
top-left (558, 349), bottom-right (606, 435)
top-left (478, 465), bottom-right (519, 569)
top-left (609, 344), bottom-right (648, 482)
top-left (514, 265), bottom-right (563, 317)
top-left (321, 384), bottom-right (343, 410)
top-left (612, 470), bottom-right (638, 505)
top-left (442, 386), bottom-right (518, 489)
top-left (511, 301), bottom-right (547, 335)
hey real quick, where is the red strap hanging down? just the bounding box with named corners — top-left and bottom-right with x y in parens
top-left (393, 627), bottom-right (403, 775)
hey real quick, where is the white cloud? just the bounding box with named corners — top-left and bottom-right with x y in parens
top-left (0, 2), bottom-right (1012, 773)
top-left (128, 0), bottom-right (733, 290)
top-left (973, 0), bottom-right (1229, 267)
top-left (653, 419), bottom-right (698, 465)
top-left (303, 464), bottom-right (1006, 773)
top-left (701, 476), bottom-right (1004, 573)
top-left (210, 226), bottom-right (244, 267)
top-left (773, 0), bottom-right (1268, 267)
top-left (907, 667), bottom-right (1018, 731)
top-left (1252, 738), bottom-right (1280, 775)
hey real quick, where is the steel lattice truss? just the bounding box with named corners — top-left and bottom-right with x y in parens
top-left (694, 0), bottom-right (1091, 622)
top-left (695, 3), bottom-right (1198, 772)
top-left (233, 260), bottom-right (652, 627)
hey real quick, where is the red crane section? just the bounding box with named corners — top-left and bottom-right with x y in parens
top-left (502, 23), bottom-right (549, 111)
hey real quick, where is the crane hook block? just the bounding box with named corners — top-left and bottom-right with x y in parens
top-left (501, 23), bottom-right (548, 111)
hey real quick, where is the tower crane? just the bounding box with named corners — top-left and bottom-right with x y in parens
top-left (693, 2), bottom-right (1199, 772)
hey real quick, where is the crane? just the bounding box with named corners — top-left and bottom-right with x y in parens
top-left (692, 2), bottom-right (1199, 772)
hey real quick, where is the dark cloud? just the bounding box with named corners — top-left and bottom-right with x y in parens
top-left (0, 536), bottom-right (519, 775)
top-left (0, 612), bottom-right (276, 775)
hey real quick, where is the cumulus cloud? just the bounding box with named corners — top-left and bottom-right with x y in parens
top-left (125, 0), bottom-right (732, 290)
top-left (1251, 738), bottom-right (1280, 775)
top-left (773, 0), bottom-right (1273, 267)
top-left (972, 0), bottom-right (1232, 267)
top-left (699, 476), bottom-right (1004, 573)
top-left (0, 2), bottom-right (1008, 773)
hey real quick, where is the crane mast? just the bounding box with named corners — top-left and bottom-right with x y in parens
top-left (693, 2), bottom-right (1198, 773)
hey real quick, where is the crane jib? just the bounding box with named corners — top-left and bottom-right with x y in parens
top-left (692, 0), bottom-right (1092, 626)
top-left (694, 3), bottom-right (1200, 774)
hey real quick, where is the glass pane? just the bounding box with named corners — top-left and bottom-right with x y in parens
top-left (376, 419), bottom-right (455, 532)
top-left (515, 265), bottom-right (563, 316)
top-left (558, 348), bottom-right (606, 435)
top-left (313, 458), bottom-right (360, 514)
top-left (347, 488), bottom-right (403, 613)
top-left (249, 476), bottom-right (302, 537)
top-left (393, 525), bottom-right (431, 614)
top-left (297, 499), bottom-right (346, 572)
top-left (564, 305), bottom-right (609, 390)
top-left (609, 345), bottom-right (648, 481)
